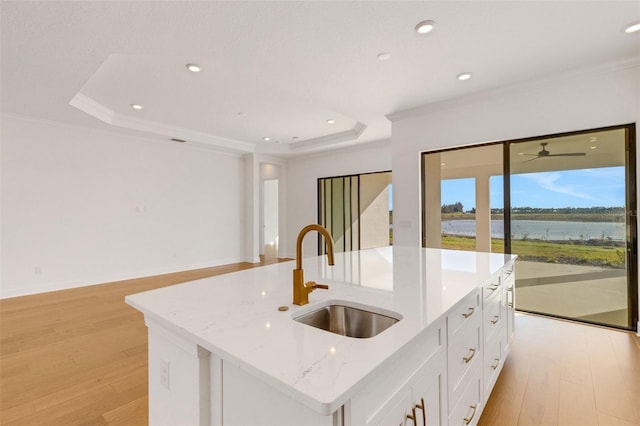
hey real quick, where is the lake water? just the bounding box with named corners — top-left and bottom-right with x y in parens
top-left (441, 219), bottom-right (626, 241)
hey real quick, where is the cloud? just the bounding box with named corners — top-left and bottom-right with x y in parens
top-left (521, 172), bottom-right (601, 202)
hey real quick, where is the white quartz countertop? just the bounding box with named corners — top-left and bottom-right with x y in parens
top-left (125, 246), bottom-right (516, 415)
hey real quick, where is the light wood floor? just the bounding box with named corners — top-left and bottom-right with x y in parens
top-left (479, 314), bottom-right (640, 426)
top-left (1, 263), bottom-right (639, 426)
top-left (0, 258), bottom-right (288, 426)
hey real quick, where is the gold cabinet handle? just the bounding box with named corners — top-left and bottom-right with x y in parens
top-left (462, 307), bottom-right (475, 318)
top-left (487, 284), bottom-right (500, 292)
top-left (491, 315), bottom-right (499, 325)
top-left (507, 302), bottom-right (514, 308)
top-left (464, 404), bottom-right (478, 425)
top-left (491, 357), bottom-right (500, 370)
top-left (463, 348), bottom-right (476, 363)
top-left (415, 398), bottom-right (426, 426)
top-left (406, 407), bottom-right (417, 426)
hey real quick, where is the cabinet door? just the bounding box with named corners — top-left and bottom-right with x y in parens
top-left (368, 387), bottom-right (413, 426)
top-left (412, 352), bottom-right (447, 426)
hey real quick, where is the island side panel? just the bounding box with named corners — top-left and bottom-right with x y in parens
top-left (146, 318), bottom-right (212, 426)
top-left (221, 360), bottom-right (336, 426)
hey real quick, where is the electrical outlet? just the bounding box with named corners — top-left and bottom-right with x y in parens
top-left (160, 358), bottom-right (170, 389)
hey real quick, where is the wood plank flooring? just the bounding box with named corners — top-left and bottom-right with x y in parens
top-left (1, 262), bottom-right (639, 425)
top-left (0, 259), bottom-right (288, 426)
top-left (479, 313), bottom-right (640, 426)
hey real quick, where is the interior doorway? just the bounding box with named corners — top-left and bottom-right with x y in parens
top-left (263, 179), bottom-right (279, 260)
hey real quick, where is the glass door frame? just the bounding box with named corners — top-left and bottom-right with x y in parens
top-left (420, 123), bottom-right (638, 331)
top-left (503, 123), bottom-right (637, 331)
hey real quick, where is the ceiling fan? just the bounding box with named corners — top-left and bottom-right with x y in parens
top-left (523, 142), bottom-right (586, 161)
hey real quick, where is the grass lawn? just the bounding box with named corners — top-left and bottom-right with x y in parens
top-left (440, 235), bottom-right (625, 268)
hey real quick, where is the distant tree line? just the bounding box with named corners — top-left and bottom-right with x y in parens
top-left (442, 204), bottom-right (625, 215)
top-left (441, 202), bottom-right (465, 213)
top-left (490, 206), bottom-right (625, 214)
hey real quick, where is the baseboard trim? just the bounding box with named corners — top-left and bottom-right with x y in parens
top-left (0, 258), bottom-right (242, 299)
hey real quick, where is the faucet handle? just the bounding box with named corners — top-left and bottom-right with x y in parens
top-left (306, 281), bottom-right (329, 290)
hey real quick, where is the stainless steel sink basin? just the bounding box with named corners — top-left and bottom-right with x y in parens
top-left (293, 303), bottom-right (400, 338)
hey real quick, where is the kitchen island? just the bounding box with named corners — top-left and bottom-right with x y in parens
top-left (126, 246), bottom-right (516, 425)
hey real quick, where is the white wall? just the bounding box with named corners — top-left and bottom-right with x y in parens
top-left (284, 140), bottom-right (391, 258)
top-left (389, 59), bottom-right (640, 248)
top-left (1, 114), bottom-right (245, 298)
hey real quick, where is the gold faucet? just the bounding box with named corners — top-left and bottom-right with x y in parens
top-left (293, 224), bottom-right (335, 306)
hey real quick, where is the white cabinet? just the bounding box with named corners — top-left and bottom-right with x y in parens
top-left (138, 260), bottom-right (516, 426)
top-left (351, 318), bottom-right (447, 426)
top-left (367, 351), bottom-right (447, 426)
top-left (446, 289), bottom-right (483, 426)
top-left (447, 366), bottom-right (482, 426)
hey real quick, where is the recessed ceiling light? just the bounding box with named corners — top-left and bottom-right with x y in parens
top-left (377, 52), bottom-right (391, 61)
top-left (624, 23), bottom-right (640, 33)
top-left (186, 63), bottom-right (201, 72)
top-left (326, 119), bottom-right (336, 124)
top-left (263, 137), bottom-right (271, 141)
top-left (441, 162), bottom-right (445, 166)
top-left (589, 136), bottom-right (598, 142)
top-left (130, 104), bottom-right (143, 110)
top-left (590, 146), bottom-right (597, 150)
top-left (457, 72), bottom-right (472, 81)
top-left (415, 20), bottom-right (436, 35)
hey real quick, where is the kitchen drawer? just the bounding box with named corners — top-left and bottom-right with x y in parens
top-left (502, 262), bottom-right (515, 282)
top-left (448, 315), bottom-right (481, 404)
top-left (483, 331), bottom-right (505, 397)
top-left (482, 273), bottom-right (502, 302)
top-left (448, 365), bottom-right (482, 426)
top-left (482, 291), bottom-right (502, 342)
top-left (448, 289), bottom-right (481, 340)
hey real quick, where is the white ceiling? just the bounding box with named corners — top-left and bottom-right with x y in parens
top-left (2, 1), bottom-right (639, 155)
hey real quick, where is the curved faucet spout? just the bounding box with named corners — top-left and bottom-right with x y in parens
top-left (295, 224), bottom-right (335, 270)
top-left (293, 224), bottom-right (335, 306)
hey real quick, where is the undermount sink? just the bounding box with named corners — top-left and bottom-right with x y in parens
top-left (293, 302), bottom-right (401, 338)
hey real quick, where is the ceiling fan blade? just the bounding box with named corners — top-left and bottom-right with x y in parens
top-left (524, 156), bottom-right (541, 162)
top-left (547, 153), bottom-right (586, 157)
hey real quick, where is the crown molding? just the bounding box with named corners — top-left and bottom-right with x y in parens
top-left (288, 122), bottom-right (367, 152)
top-left (69, 93), bottom-right (255, 153)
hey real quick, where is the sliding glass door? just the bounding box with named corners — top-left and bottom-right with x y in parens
top-left (318, 171), bottom-right (392, 254)
top-left (421, 124), bottom-right (637, 331)
top-left (507, 126), bottom-right (636, 329)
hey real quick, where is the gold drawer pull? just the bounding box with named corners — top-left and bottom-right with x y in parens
top-left (491, 315), bottom-right (499, 325)
top-left (415, 398), bottom-right (426, 426)
top-left (464, 404), bottom-right (478, 425)
top-left (462, 307), bottom-right (475, 318)
top-left (406, 407), bottom-right (417, 426)
top-left (507, 302), bottom-right (514, 308)
top-left (491, 358), bottom-right (500, 370)
top-left (487, 284), bottom-right (500, 292)
top-left (463, 348), bottom-right (476, 363)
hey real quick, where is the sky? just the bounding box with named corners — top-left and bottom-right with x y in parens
top-left (440, 167), bottom-right (626, 210)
